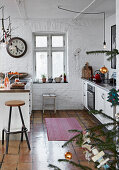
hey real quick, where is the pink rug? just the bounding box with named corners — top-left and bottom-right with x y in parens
top-left (45, 118), bottom-right (83, 141)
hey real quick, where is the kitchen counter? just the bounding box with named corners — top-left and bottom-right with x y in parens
top-left (0, 87), bottom-right (30, 93)
top-left (0, 83), bottom-right (31, 140)
top-left (82, 78), bottom-right (115, 130)
top-left (82, 78), bottom-right (116, 91)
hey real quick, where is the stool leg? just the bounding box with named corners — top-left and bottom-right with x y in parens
top-left (42, 96), bottom-right (44, 123)
top-left (6, 134), bottom-right (9, 154)
top-left (18, 106), bottom-right (31, 150)
top-left (6, 106), bottom-right (12, 154)
top-left (54, 98), bottom-right (56, 113)
top-left (42, 97), bottom-right (44, 123)
top-left (2, 129), bottom-right (4, 145)
top-left (21, 127), bottom-right (23, 142)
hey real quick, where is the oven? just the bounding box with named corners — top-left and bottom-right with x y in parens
top-left (87, 84), bottom-right (95, 110)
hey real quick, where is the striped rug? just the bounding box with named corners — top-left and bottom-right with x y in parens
top-left (45, 118), bottom-right (83, 141)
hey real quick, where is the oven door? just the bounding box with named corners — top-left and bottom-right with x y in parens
top-left (87, 90), bottom-right (95, 110)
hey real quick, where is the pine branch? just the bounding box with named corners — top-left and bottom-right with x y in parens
top-left (48, 164), bottom-right (61, 170)
top-left (87, 122), bottom-right (115, 132)
top-left (109, 159), bottom-right (119, 169)
top-left (58, 159), bottom-right (92, 170)
top-left (90, 142), bottom-right (116, 152)
top-left (86, 50), bottom-right (110, 55)
top-left (68, 129), bottom-right (82, 133)
top-left (62, 132), bottom-right (83, 147)
top-left (106, 49), bottom-right (119, 56)
top-left (89, 109), bottom-right (117, 122)
top-left (86, 49), bottom-right (119, 61)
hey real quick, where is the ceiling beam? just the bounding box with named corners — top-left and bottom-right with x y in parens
top-left (74, 0), bottom-right (96, 20)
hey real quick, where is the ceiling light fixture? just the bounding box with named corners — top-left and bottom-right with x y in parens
top-left (0, 6), bottom-right (12, 46)
top-left (58, 6), bottom-right (106, 49)
top-left (103, 12), bottom-right (106, 49)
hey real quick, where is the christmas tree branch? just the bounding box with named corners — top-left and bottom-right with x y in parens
top-left (48, 164), bottom-right (61, 170)
top-left (86, 50), bottom-right (110, 55)
top-left (89, 110), bottom-right (117, 122)
top-left (62, 132), bottom-right (83, 148)
top-left (58, 159), bottom-right (92, 170)
top-left (87, 122), bottom-right (116, 132)
top-left (68, 129), bottom-right (83, 133)
top-left (86, 49), bottom-right (119, 61)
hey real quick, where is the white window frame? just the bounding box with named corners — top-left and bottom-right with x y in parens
top-left (33, 32), bottom-right (67, 82)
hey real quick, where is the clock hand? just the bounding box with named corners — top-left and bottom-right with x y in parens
top-left (15, 45), bottom-right (18, 52)
top-left (15, 46), bottom-right (22, 52)
top-left (17, 48), bottom-right (23, 52)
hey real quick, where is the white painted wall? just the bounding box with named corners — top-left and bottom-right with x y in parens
top-left (104, 14), bottom-right (116, 78)
top-left (0, 18), bottom-right (104, 110)
top-left (116, 0), bottom-right (119, 89)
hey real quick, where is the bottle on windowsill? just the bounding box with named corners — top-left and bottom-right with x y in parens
top-left (64, 73), bottom-right (67, 83)
top-left (4, 73), bottom-right (10, 87)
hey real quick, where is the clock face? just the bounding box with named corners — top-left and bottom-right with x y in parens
top-left (6, 37), bottom-right (27, 58)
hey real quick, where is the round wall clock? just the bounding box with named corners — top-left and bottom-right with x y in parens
top-left (6, 37), bottom-right (27, 58)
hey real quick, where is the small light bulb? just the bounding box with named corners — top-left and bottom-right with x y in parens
top-left (103, 41), bottom-right (106, 49)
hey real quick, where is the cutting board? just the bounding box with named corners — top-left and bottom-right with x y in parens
top-left (82, 62), bottom-right (93, 79)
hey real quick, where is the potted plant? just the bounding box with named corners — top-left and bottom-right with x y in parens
top-left (41, 74), bottom-right (46, 83)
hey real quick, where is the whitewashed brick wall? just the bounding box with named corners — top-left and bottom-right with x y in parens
top-left (104, 14), bottom-right (116, 78)
top-left (0, 18), bottom-right (104, 110)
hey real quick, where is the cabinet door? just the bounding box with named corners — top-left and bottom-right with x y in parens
top-left (82, 80), bottom-right (87, 108)
top-left (105, 92), bottom-right (113, 119)
top-left (95, 87), bottom-right (106, 122)
top-left (104, 92), bottom-right (113, 130)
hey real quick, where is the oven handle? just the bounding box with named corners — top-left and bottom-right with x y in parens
top-left (87, 91), bottom-right (95, 95)
top-left (101, 93), bottom-right (105, 100)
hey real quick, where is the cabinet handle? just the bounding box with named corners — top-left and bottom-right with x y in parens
top-left (84, 95), bottom-right (86, 96)
top-left (101, 93), bottom-right (104, 100)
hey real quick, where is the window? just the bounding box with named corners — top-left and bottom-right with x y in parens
top-left (33, 33), bottom-right (66, 81)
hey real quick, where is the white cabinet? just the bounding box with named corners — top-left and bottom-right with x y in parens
top-left (82, 80), bottom-right (114, 130)
top-left (95, 86), bottom-right (106, 122)
top-left (95, 86), bottom-right (113, 129)
top-left (104, 92), bottom-right (113, 124)
top-left (82, 80), bottom-right (87, 108)
top-left (25, 80), bottom-right (32, 114)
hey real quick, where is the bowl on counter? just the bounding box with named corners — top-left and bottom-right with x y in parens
top-left (8, 72), bottom-right (28, 79)
top-left (54, 77), bottom-right (62, 83)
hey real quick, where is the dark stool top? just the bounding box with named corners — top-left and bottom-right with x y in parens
top-left (5, 100), bottom-right (25, 107)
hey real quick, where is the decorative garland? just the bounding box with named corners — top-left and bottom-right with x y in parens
top-left (86, 49), bottom-right (119, 60)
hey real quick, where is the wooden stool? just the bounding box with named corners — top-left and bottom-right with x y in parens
top-left (2, 100), bottom-right (31, 154)
top-left (42, 94), bottom-right (56, 114)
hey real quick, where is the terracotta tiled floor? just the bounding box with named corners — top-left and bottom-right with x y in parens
top-left (0, 110), bottom-right (99, 170)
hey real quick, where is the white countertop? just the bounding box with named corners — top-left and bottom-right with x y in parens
top-left (82, 78), bottom-right (116, 91)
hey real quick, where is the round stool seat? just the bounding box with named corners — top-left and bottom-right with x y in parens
top-left (5, 100), bottom-right (25, 107)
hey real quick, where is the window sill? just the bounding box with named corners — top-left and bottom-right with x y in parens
top-left (33, 82), bottom-right (68, 84)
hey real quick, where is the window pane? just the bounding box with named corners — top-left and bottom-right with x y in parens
top-left (52, 36), bottom-right (64, 47)
top-left (36, 52), bottom-right (47, 80)
top-left (36, 36), bottom-right (47, 47)
top-left (52, 52), bottom-right (64, 78)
